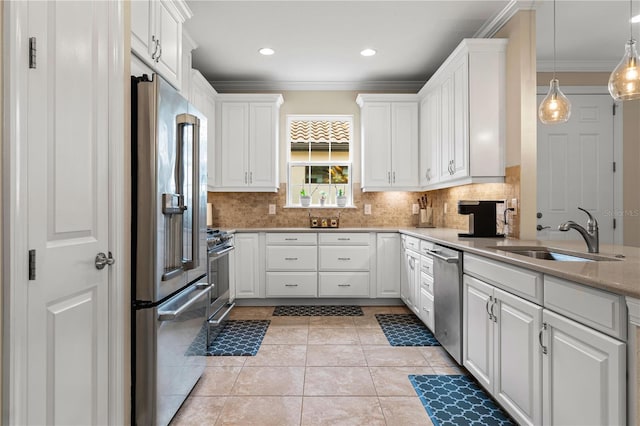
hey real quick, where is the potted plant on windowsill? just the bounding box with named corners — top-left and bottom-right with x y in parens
top-left (319, 191), bottom-right (327, 206)
top-left (300, 189), bottom-right (311, 207)
top-left (336, 189), bottom-right (347, 207)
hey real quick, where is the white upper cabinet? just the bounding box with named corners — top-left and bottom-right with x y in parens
top-left (189, 70), bottom-right (218, 190)
top-left (357, 94), bottom-right (419, 191)
top-left (212, 94), bottom-right (283, 192)
top-left (131, 0), bottom-right (192, 90)
top-left (419, 39), bottom-right (507, 190)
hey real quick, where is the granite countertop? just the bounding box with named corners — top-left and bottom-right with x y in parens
top-left (228, 226), bottom-right (640, 299)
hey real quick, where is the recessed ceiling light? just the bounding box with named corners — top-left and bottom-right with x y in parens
top-left (632, 14), bottom-right (640, 23)
top-left (360, 48), bottom-right (377, 57)
top-left (259, 48), bottom-right (275, 56)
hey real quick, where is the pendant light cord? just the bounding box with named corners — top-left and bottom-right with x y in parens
top-left (631, 0), bottom-right (634, 41)
top-left (553, 0), bottom-right (557, 79)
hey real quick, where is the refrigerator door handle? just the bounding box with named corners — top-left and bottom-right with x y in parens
top-left (157, 283), bottom-right (213, 321)
top-left (177, 113), bottom-right (201, 271)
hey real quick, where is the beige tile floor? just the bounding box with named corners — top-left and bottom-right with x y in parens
top-left (171, 305), bottom-right (466, 425)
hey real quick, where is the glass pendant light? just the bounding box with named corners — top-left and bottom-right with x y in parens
top-left (538, 0), bottom-right (571, 124)
top-left (609, 0), bottom-right (640, 101)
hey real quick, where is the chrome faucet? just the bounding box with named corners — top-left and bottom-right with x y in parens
top-left (558, 207), bottom-right (599, 253)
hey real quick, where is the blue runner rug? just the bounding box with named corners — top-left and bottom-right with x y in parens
top-left (185, 320), bottom-right (270, 356)
top-left (409, 374), bottom-right (516, 426)
top-left (375, 314), bottom-right (440, 346)
top-left (273, 305), bottom-right (363, 316)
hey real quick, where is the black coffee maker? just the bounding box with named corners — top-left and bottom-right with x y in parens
top-left (457, 200), bottom-right (505, 238)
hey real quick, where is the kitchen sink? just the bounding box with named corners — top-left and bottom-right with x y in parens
top-left (485, 246), bottom-right (622, 262)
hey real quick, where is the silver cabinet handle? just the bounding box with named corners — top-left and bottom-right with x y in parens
top-left (387, 171), bottom-right (391, 184)
top-left (485, 297), bottom-right (493, 321)
top-left (151, 35), bottom-right (159, 60)
top-left (337, 237), bottom-right (350, 241)
top-left (409, 257), bottom-right (415, 269)
top-left (490, 299), bottom-right (497, 323)
top-left (536, 225), bottom-right (551, 231)
top-left (155, 39), bottom-right (162, 62)
top-left (337, 257), bottom-right (351, 261)
top-left (393, 171), bottom-right (396, 183)
top-left (284, 238), bottom-right (298, 241)
top-left (539, 323), bottom-right (548, 354)
top-left (95, 252), bottom-right (115, 270)
top-left (249, 171), bottom-right (253, 184)
top-left (245, 172), bottom-right (248, 184)
top-left (285, 284), bottom-right (299, 287)
top-left (284, 257), bottom-right (298, 261)
top-left (338, 284), bottom-right (351, 287)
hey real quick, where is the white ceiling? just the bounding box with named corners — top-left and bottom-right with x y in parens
top-left (184, 0), bottom-right (634, 92)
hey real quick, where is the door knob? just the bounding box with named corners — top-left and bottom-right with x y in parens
top-left (95, 252), bottom-right (115, 270)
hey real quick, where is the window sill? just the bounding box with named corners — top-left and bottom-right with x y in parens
top-left (283, 205), bottom-right (357, 209)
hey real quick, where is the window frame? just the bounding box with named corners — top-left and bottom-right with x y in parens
top-left (286, 114), bottom-right (354, 208)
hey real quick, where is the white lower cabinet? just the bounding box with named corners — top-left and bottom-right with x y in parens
top-left (401, 237), bottom-right (420, 315)
top-left (376, 233), bottom-right (400, 297)
top-left (541, 309), bottom-right (626, 426)
top-left (266, 272), bottom-right (317, 297)
top-left (233, 233), bottom-right (263, 298)
top-left (463, 274), bottom-right (542, 426)
top-left (419, 287), bottom-right (435, 330)
top-left (319, 272), bottom-right (370, 297)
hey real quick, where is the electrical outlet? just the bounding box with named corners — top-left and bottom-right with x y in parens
top-left (268, 204), bottom-right (276, 215)
top-left (412, 204), bottom-right (419, 214)
top-left (444, 203), bottom-right (448, 214)
top-left (511, 198), bottom-right (518, 215)
top-left (364, 204), bottom-right (372, 215)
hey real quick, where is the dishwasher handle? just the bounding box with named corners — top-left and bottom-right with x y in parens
top-left (428, 249), bottom-right (459, 264)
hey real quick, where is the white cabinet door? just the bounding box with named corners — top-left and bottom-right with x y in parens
top-left (406, 250), bottom-right (420, 315)
top-left (190, 70), bottom-right (217, 190)
top-left (376, 233), bottom-right (400, 297)
top-left (463, 274), bottom-right (494, 390)
top-left (131, 0), bottom-right (154, 59)
top-left (542, 310), bottom-right (626, 426)
top-left (420, 91), bottom-right (440, 186)
top-left (154, 0), bottom-right (182, 89)
top-left (391, 102), bottom-right (419, 188)
top-left (451, 54), bottom-right (469, 180)
top-left (220, 103), bottom-right (250, 188)
top-left (439, 76), bottom-right (454, 182)
top-left (494, 288), bottom-right (542, 426)
top-left (234, 233), bottom-right (262, 298)
top-left (400, 238), bottom-right (409, 305)
top-left (361, 103), bottom-right (392, 188)
top-left (249, 103), bottom-right (278, 189)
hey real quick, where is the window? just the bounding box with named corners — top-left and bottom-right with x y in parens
top-left (287, 115), bottom-right (353, 207)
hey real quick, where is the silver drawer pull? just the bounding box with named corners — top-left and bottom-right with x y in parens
top-left (284, 257), bottom-right (299, 261)
top-left (338, 284), bottom-right (351, 287)
top-left (285, 284), bottom-right (299, 287)
top-left (337, 237), bottom-right (351, 241)
top-left (284, 238), bottom-right (298, 241)
top-left (337, 257), bottom-right (351, 261)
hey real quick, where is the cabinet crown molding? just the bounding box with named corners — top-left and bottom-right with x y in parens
top-left (356, 93), bottom-right (420, 107)
top-left (214, 93), bottom-right (284, 106)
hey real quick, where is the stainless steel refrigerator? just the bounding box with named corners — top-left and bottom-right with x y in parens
top-left (131, 74), bottom-right (209, 426)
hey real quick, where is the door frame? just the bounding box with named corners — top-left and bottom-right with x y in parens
top-left (2, 2), bottom-right (127, 424)
top-left (536, 85), bottom-right (624, 244)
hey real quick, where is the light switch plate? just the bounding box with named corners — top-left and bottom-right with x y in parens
top-left (412, 204), bottom-right (419, 214)
top-left (268, 204), bottom-right (276, 215)
top-left (364, 204), bottom-right (372, 215)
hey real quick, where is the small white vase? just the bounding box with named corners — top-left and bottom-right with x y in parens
top-left (300, 196), bottom-right (311, 207)
top-left (320, 198), bottom-right (326, 206)
top-left (336, 196), bottom-right (347, 207)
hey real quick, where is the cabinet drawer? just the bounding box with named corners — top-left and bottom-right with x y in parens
top-left (420, 272), bottom-right (434, 295)
top-left (420, 239), bottom-right (436, 255)
top-left (464, 253), bottom-right (543, 304)
top-left (420, 255), bottom-right (434, 277)
top-left (266, 246), bottom-right (317, 271)
top-left (420, 288), bottom-right (434, 330)
top-left (318, 233), bottom-right (370, 245)
top-left (544, 275), bottom-right (626, 340)
top-left (403, 235), bottom-right (420, 252)
top-left (266, 233), bottom-right (317, 245)
top-left (266, 272), bottom-right (317, 297)
top-left (318, 272), bottom-right (370, 297)
top-left (318, 246), bottom-right (370, 271)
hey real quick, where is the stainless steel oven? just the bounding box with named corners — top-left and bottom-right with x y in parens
top-left (206, 230), bottom-right (235, 346)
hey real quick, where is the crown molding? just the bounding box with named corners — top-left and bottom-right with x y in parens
top-left (536, 60), bottom-right (617, 72)
top-left (209, 80), bottom-right (426, 93)
top-left (473, 0), bottom-right (532, 38)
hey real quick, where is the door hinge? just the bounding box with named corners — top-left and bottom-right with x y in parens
top-left (613, 103), bottom-right (617, 116)
top-left (29, 37), bottom-right (36, 69)
top-left (28, 249), bottom-right (36, 280)
top-left (613, 161), bottom-right (616, 173)
top-left (613, 218), bottom-right (617, 229)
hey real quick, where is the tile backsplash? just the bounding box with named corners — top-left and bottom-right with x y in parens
top-left (208, 166), bottom-right (520, 238)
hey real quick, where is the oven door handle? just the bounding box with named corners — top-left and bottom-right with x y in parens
top-left (209, 246), bottom-right (235, 259)
top-left (208, 302), bottom-right (235, 325)
top-left (157, 283), bottom-right (213, 321)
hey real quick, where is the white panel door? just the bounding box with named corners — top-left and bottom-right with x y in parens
top-left (154, 0), bottom-right (182, 89)
top-left (537, 94), bottom-right (615, 244)
top-left (451, 55), bottom-right (469, 179)
top-left (542, 310), bottom-right (626, 426)
top-left (361, 103), bottom-right (392, 188)
top-left (249, 103), bottom-right (278, 189)
top-left (494, 288), bottom-right (542, 426)
top-left (391, 102), bottom-right (419, 188)
top-left (462, 274), bottom-right (494, 391)
top-left (130, 0), bottom-right (154, 60)
top-left (439, 76), bottom-right (454, 182)
top-left (26, 1), bottom-right (111, 424)
top-left (220, 102), bottom-right (249, 187)
top-left (420, 89), bottom-right (441, 186)
top-left (376, 233), bottom-right (400, 297)
top-left (234, 233), bottom-right (262, 298)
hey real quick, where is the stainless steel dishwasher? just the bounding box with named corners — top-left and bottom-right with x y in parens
top-left (429, 244), bottom-right (463, 364)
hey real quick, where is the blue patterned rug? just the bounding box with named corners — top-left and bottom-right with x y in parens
top-left (273, 305), bottom-right (363, 316)
top-left (185, 320), bottom-right (270, 356)
top-left (409, 375), bottom-right (516, 426)
top-left (375, 314), bottom-right (440, 346)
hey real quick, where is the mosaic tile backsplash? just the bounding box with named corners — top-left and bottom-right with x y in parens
top-left (208, 166), bottom-right (520, 238)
